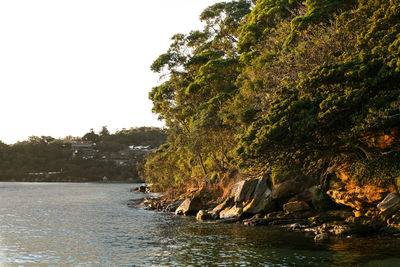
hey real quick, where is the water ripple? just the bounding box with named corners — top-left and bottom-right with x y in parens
top-left (1, 182), bottom-right (400, 266)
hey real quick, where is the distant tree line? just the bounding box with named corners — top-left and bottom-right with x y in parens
top-left (0, 127), bottom-right (167, 182)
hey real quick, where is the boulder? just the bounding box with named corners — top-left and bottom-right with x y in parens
top-left (175, 197), bottom-right (203, 216)
top-left (219, 205), bottom-right (243, 219)
top-left (196, 210), bottom-right (213, 222)
top-left (377, 193), bottom-right (400, 216)
top-left (243, 197), bottom-right (275, 215)
top-left (253, 174), bottom-right (272, 199)
top-left (165, 199), bottom-right (185, 212)
top-left (283, 201), bottom-right (311, 213)
top-left (233, 179), bottom-right (259, 204)
top-left (243, 175), bottom-right (274, 215)
top-left (209, 197), bottom-right (234, 218)
top-left (271, 179), bottom-right (303, 200)
top-left (289, 186), bottom-right (316, 203)
top-left (271, 171), bottom-right (292, 186)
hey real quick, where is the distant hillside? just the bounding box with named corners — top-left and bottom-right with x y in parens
top-left (0, 127), bottom-right (167, 182)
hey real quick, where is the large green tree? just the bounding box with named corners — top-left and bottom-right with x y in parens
top-left (146, 0), bottom-right (400, 191)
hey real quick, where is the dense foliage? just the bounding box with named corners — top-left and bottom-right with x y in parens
top-left (0, 127), bottom-right (166, 182)
top-left (145, 0), bottom-right (400, 191)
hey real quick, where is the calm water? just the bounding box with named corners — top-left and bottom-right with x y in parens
top-left (1, 183), bottom-right (400, 266)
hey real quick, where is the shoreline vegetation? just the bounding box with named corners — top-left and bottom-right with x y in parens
top-left (137, 0), bottom-right (400, 240)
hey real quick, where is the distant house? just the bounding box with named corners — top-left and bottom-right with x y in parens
top-left (71, 142), bottom-right (94, 150)
top-left (71, 142), bottom-right (97, 158)
top-left (128, 145), bottom-right (153, 151)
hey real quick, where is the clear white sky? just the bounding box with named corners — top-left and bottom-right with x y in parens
top-left (0, 0), bottom-right (220, 144)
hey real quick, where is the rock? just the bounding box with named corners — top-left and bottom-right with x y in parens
top-left (253, 174), bottom-right (272, 199)
top-left (243, 215), bottom-right (269, 226)
top-left (377, 193), bottom-right (400, 216)
top-left (243, 196), bottom-right (275, 215)
top-left (196, 210), bottom-right (213, 222)
top-left (271, 179), bottom-right (303, 200)
top-left (165, 199), bottom-right (184, 212)
top-left (289, 186), bottom-right (316, 203)
top-left (283, 201), bottom-right (311, 213)
top-left (130, 185), bottom-right (150, 193)
top-left (314, 232), bottom-right (329, 242)
top-left (219, 205), bottom-right (243, 219)
top-left (243, 175), bottom-right (274, 215)
top-left (139, 198), bottom-right (161, 210)
top-left (233, 179), bottom-right (259, 203)
top-left (209, 197), bottom-right (233, 218)
top-left (327, 180), bottom-right (392, 211)
top-left (175, 197), bottom-right (203, 216)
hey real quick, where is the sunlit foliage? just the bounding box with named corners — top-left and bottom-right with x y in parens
top-left (146, 0), bottom-right (400, 191)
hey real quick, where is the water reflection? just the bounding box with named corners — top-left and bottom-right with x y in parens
top-left (0, 182), bottom-right (400, 266)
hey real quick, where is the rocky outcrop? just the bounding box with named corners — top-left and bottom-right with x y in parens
top-left (271, 179), bottom-right (303, 200)
top-left (289, 186), bottom-right (316, 203)
top-left (232, 178), bottom-right (259, 203)
top-left (175, 197), bottom-right (203, 216)
top-left (377, 193), bottom-right (400, 216)
top-left (243, 175), bottom-right (274, 215)
top-left (219, 175), bottom-right (274, 219)
top-left (327, 183), bottom-right (392, 210)
top-left (133, 168), bottom-right (400, 239)
top-left (326, 166), bottom-right (395, 211)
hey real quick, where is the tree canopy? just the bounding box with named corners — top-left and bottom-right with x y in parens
top-left (145, 0), bottom-right (400, 191)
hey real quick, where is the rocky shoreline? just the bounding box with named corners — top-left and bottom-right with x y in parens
top-left (130, 172), bottom-right (400, 241)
